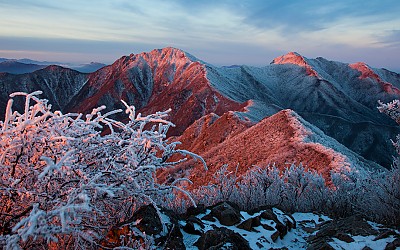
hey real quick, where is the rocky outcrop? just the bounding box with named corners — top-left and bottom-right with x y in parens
top-left (102, 203), bottom-right (399, 249)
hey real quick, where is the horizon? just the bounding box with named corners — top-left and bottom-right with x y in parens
top-left (1, 1), bottom-right (399, 72)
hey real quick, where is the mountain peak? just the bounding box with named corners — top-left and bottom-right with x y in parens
top-left (127, 47), bottom-right (199, 65)
top-left (272, 52), bottom-right (319, 77)
top-left (42, 64), bottom-right (70, 72)
top-left (349, 62), bottom-right (400, 95)
top-left (349, 62), bottom-right (379, 81)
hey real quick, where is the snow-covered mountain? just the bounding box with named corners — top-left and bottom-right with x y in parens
top-left (67, 48), bottom-right (245, 136)
top-left (0, 47), bottom-right (399, 175)
top-left (162, 109), bottom-right (382, 189)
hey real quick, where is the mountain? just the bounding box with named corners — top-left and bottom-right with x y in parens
top-left (71, 62), bottom-right (107, 73)
top-left (162, 109), bottom-right (381, 188)
top-left (67, 48), bottom-right (245, 135)
top-left (0, 65), bottom-right (88, 112)
top-left (0, 61), bottom-right (46, 74)
top-left (0, 47), bottom-right (399, 173)
top-left (0, 58), bottom-right (107, 74)
top-left (205, 52), bottom-right (400, 167)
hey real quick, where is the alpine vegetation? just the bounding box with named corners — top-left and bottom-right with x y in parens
top-left (0, 91), bottom-right (204, 249)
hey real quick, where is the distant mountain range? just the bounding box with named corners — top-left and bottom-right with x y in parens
top-left (1, 47), bottom-right (399, 187)
top-left (0, 58), bottom-right (107, 73)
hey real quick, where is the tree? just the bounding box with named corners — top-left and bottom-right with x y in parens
top-left (0, 91), bottom-right (205, 249)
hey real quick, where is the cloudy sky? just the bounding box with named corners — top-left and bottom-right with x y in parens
top-left (0, 0), bottom-right (399, 72)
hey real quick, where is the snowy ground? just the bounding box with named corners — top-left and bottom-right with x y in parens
top-left (178, 208), bottom-right (398, 249)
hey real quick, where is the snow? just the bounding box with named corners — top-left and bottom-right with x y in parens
top-left (181, 208), bottom-right (327, 249)
top-left (180, 209), bottom-right (398, 249)
top-left (330, 235), bottom-right (396, 250)
top-left (291, 212), bottom-right (331, 224)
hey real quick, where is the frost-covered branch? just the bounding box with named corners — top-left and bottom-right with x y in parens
top-left (0, 91), bottom-right (204, 249)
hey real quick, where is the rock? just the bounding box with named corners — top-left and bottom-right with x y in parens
top-left (332, 215), bottom-right (377, 236)
top-left (307, 215), bottom-right (378, 249)
top-left (210, 202), bottom-right (242, 226)
top-left (131, 205), bottom-right (162, 235)
top-left (155, 209), bottom-right (185, 249)
top-left (260, 209), bottom-right (279, 222)
top-left (194, 227), bottom-right (251, 250)
top-left (157, 223), bottom-right (185, 250)
top-left (262, 223), bottom-right (275, 231)
top-left (308, 242), bottom-right (335, 250)
top-left (186, 204), bottom-right (206, 218)
top-left (182, 221), bottom-right (202, 235)
top-left (187, 215), bottom-right (205, 229)
top-left (237, 218), bottom-right (253, 231)
top-left (362, 247), bottom-right (373, 250)
top-left (252, 216), bottom-right (262, 227)
top-left (271, 230), bottom-right (280, 242)
top-left (103, 206), bottom-right (185, 249)
top-left (275, 222), bottom-right (288, 239)
top-left (237, 216), bottom-right (262, 231)
top-left (284, 214), bottom-right (296, 230)
top-left (302, 226), bottom-right (317, 234)
top-left (259, 208), bottom-right (289, 238)
top-left (335, 233), bottom-right (354, 243)
top-left (373, 230), bottom-right (397, 241)
top-left (201, 213), bottom-right (216, 222)
top-left (385, 238), bottom-right (400, 250)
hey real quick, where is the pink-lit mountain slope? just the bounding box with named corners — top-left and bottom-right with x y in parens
top-left (161, 109), bottom-right (381, 189)
top-left (0, 48), bottom-right (399, 169)
top-left (67, 48), bottom-right (246, 135)
top-left (205, 52), bottom-right (400, 167)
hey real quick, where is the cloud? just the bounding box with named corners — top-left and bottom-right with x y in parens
top-left (0, 36), bottom-right (156, 63)
top-left (0, 0), bottom-right (399, 71)
top-left (226, 0), bottom-right (400, 35)
top-left (377, 30), bottom-right (400, 48)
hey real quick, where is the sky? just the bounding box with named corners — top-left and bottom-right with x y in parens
top-left (0, 0), bottom-right (399, 72)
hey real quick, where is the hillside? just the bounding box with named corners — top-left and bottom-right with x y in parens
top-left (0, 47), bottom-right (399, 170)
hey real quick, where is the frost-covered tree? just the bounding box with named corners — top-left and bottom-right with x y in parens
top-left (0, 91), bottom-right (205, 249)
top-left (376, 100), bottom-right (400, 224)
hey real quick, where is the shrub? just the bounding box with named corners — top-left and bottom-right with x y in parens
top-left (0, 91), bottom-right (204, 249)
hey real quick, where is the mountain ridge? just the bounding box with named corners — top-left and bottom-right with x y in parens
top-left (0, 47), bottom-right (399, 171)
top-left (162, 108), bottom-right (382, 189)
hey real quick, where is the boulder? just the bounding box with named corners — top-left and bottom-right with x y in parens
top-left (182, 221), bottom-right (202, 235)
top-left (335, 233), bottom-right (354, 243)
top-left (260, 208), bottom-right (279, 222)
top-left (132, 205), bottom-right (163, 235)
top-left (194, 227), bottom-right (251, 250)
top-left (385, 238), bottom-right (400, 250)
top-left (307, 215), bottom-right (378, 249)
top-left (237, 216), bottom-right (261, 231)
top-left (373, 230), bottom-right (397, 241)
top-left (271, 230), bottom-right (280, 242)
top-left (210, 202), bottom-right (242, 226)
top-left (275, 222), bottom-right (288, 239)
